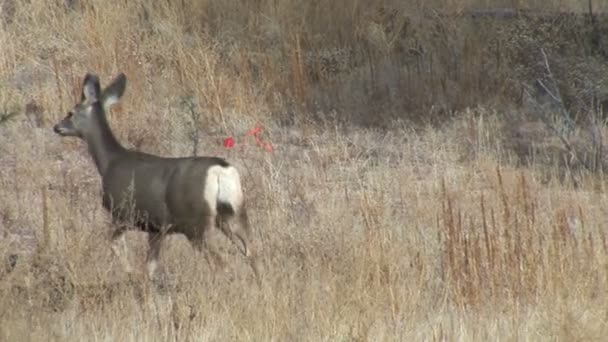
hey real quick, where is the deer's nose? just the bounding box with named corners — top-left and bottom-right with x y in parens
top-left (53, 123), bottom-right (69, 135)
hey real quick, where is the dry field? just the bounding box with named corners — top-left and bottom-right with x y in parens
top-left (1, 0), bottom-right (608, 341)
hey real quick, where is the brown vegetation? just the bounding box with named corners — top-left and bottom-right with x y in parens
top-left (1, 0), bottom-right (608, 340)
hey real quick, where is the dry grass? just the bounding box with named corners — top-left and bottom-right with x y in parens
top-left (1, 0), bottom-right (608, 341)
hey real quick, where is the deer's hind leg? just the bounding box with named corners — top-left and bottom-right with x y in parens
top-left (188, 215), bottom-right (227, 273)
top-left (217, 207), bottom-right (262, 283)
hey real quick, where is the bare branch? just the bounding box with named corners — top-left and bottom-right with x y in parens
top-left (522, 84), bottom-right (594, 174)
top-left (535, 79), bottom-right (561, 105)
top-left (539, 48), bottom-right (577, 133)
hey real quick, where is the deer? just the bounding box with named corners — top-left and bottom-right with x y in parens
top-left (52, 72), bottom-right (261, 283)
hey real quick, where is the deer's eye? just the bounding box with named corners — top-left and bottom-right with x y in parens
top-left (67, 112), bottom-right (74, 118)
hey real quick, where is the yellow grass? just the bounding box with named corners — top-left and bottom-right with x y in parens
top-left (1, 0), bottom-right (608, 341)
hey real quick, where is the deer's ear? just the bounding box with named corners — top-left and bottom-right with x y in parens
top-left (101, 73), bottom-right (127, 109)
top-left (82, 73), bottom-right (101, 103)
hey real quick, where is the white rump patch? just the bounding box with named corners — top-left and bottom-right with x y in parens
top-left (204, 165), bottom-right (243, 213)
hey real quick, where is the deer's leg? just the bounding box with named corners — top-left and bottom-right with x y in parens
top-left (146, 232), bottom-right (165, 280)
top-left (190, 215), bottom-right (226, 273)
top-left (218, 207), bottom-right (262, 283)
top-left (110, 227), bottom-right (132, 274)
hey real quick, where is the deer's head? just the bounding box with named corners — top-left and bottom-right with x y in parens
top-left (53, 73), bottom-right (126, 138)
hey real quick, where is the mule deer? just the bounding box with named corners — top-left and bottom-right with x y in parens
top-left (53, 72), bottom-right (261, 282)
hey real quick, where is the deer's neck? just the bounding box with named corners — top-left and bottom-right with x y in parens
top-left (84, 115), bottom-right (126, 176)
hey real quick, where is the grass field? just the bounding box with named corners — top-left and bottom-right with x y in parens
top-left (1, 0), bottom-right (608, 341)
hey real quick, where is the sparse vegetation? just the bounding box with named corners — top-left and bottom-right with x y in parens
top-left (1, 0), bottom-right (608, 340)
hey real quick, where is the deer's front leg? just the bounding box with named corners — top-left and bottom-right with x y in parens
top-left (146, 231), bottom-right (165, 280)
top-left (110, 226), bottom-right (132, 274)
